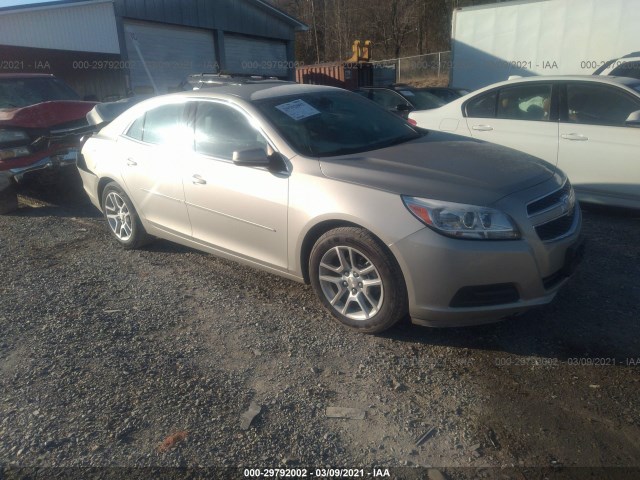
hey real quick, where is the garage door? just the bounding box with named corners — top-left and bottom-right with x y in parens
top-left (224, 34), bottom-right (288, 78)
top-left (124, 20), bottom-right (216, 94)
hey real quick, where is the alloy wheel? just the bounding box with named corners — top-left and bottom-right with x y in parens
top-left (318, 246), bottom-right (384, 321)
top-left (104, 192), bottom-right (133, 241)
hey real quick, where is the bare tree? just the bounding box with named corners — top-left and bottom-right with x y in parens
top-left (272, 0), bottom-right (488, 64)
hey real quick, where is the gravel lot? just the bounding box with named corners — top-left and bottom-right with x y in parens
top-left (1, 170), bottom-right (639, 479)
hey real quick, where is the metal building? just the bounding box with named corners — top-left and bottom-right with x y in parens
top-left (0, 0), bottom-right (307, 100)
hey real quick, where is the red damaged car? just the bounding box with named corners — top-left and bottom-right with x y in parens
top-left (0, 73), bottom-right (96, 213)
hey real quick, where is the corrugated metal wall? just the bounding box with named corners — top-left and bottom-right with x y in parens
top-left (0, 1), bottom-right (119, 54)
top-left (224, 35), bottom-right (287, 77)
top-left (114, 0), bottom-right (295, 41)
top-left (123, 20), bottom-right (217, 94)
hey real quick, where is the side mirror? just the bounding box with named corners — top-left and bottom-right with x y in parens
top-left (625, 110), bottom-right (640, 127)
top-left (397, 104), bottom-right (413, 112)
top-left (232, 148), bottom-right (270, 166)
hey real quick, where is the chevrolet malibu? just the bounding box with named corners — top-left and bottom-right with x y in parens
top-left (78, 83), bottom-right (583, 333)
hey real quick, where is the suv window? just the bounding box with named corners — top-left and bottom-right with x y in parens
top-left (566, 83), bottom-right (640, 126)
top-left (142, 103), bottom-right (191, 147)
top-left (466, 91), bottom-right (497, 118)
top-left (195, 102), bottom-right (267, 159)
top-left (497, 84), bottom-right (552, 121)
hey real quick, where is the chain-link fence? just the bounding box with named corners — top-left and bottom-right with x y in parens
top-left (371, 51), bottom-right (451, 86)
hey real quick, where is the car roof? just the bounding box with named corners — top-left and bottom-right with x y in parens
top-left (173, 82), bottom-right (346, 102)
top-left (0, 73), bottom-right (55, 79)
top-left (478, 75), bottom-right (640, 90)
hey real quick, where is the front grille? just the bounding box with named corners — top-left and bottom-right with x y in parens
top-left (527, 180), bottom-right (578, 242)
top-left (535, 208), bottom-right (576, 241)
top-left (450, 283), bottom-right (520, 308)
top-left (536, 209), bottom-right (576, 242)
top-left (527, 181), bottom-right (572, 216)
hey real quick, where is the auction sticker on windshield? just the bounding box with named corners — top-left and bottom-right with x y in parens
top-left (275, 99), bottom-right (320, 121)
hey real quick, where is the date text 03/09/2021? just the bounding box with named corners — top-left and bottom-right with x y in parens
top-left (243, 468), bottom-right (391, 477)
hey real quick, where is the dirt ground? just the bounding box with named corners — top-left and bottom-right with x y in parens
top-left (1, 171), bottom-right (639, 480)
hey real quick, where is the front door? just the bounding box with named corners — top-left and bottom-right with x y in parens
top-left (558, 82), bottom-right (640, 203)
top-left (183, 101), bottom-right (289, 269)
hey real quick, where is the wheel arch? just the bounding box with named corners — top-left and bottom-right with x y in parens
top-left (97, 177), bottom-right (120, 210)
top-left (299, 219), bottom-right (401, 285)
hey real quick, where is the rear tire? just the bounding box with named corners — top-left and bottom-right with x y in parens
top-left (309, 227), bottom-right (408, 333)
top-left (101, 182), bottom-right (151, 249)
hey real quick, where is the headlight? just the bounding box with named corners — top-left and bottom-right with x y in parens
top-left (0, 129), bottom-right (29, 143)
top-left (0, 146), bottom-right (31, 161)
top-left (402, 196), bottom-right (520, 240)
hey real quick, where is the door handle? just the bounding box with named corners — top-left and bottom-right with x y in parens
top-left (561, 133), bottom-right (588, 141)
top-left (192, 174), bottom-right (206, 185)
top-left (471, 125), bottom-right (493, 131)
top-left (126, 158), bottom-right (137, 166)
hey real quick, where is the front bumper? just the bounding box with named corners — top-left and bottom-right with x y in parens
top-left (390, 207), bottom-right (583, 328)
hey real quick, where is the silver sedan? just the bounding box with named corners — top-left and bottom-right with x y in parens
top-left (78, 83), bottom-right (584, 333)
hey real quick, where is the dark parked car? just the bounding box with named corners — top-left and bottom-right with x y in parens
top-left (418, 86), bottom-right (470, 103)
top-left (354, 86), bottom-right (446, 118)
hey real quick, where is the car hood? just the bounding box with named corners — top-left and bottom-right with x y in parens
top-left (318, 132), bottom-right (558, 206)
top-left (0, 100), bottom-right (97, 129)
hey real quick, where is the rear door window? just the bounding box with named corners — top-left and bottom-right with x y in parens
top-left (142, 103), bottom-right (192, 148)
top-left (497, 84), bottom-right (552, 121)
top-left (465, 91), bottom-right (497, 118)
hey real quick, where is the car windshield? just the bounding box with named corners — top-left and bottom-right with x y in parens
top-left (0, 77), bottom-right (80, 108)
top-left (254, 90), bottom-right (421, 157)
top-left (399, 89), bottom-right (446, 109)
top-left (631, 83), bottom-right (640, 94)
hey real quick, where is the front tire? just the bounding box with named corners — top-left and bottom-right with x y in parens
top-left (309, 227), bottom-right (408, 333)
top-left (101, 182), bottom-right (151, 249)
top-left (0, 173), bottom-right (18, 215)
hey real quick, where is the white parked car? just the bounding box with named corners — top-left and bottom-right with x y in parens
top-left (409, 76), bottom-right (640, 209)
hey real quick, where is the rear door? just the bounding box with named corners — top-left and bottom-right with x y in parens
top-left (118, 102), bottom-right (193, 236)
